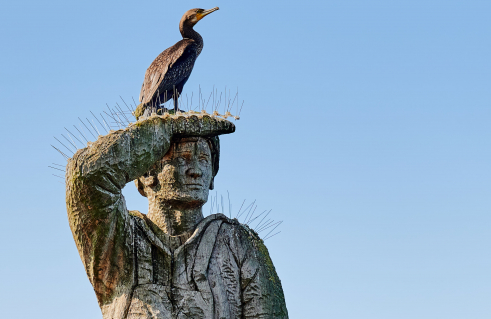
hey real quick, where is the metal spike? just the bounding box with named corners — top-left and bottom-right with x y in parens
top-left (264, 231), bottom-right (281, 241)
top-left (215, 191), bottom-right (220, 215)
top-left (179, 91), bottom-right (184, 112)
top-left (248, 209), bottom-right (268, 226)
top-left (79, 117), bottom-right (96, 139)
top-left (92, 119), bottom-right (101, 136)
top-left (91, 111), bottom-right (108, 133)
top-left (164, 91), bottom-right (168, 111)
top-left (259, 221), bottom-right (281, 234)
top-left (229, 91), bottom-right (238, 113)
top-left (104, 111), bottom-right (119, 128)
top-left (243, 204), bottom-right (256, 225)
top-left (115, 103), bottom-right (130, 123)
top-left (253, 210), bottom-right (271, 231)
top-left (195, 85), bottom-right (201, 111)
top-left (235, 199), bottom-right (246, 219)
top-left (86, 118), bottom-right (100, 137)
top-left (51, 145), bottom-right (69, 160)
top-left (263, 221), bottom-right (283, 238)
top-left (238, 101), bottom-right (244, 117)
top-left (209, 193), bottom-right (215, 215)
top-left (257, 220), bottom-right (275, 233)
top-left (54, 136), bottom-right (74, 155)
top-left (112, 108), bottom-right (127, 127)
top-left (65, 127), bottom-right (83, 145)
top-left (107, 104), bottom-right (121, 129)
top-left (61, 133), bottom-right (77, 150)
top-left (190, 92), bottom-right (194, 112)
top-left (246, 205), bottom-right (258, 225)
top-left (100, 113), bottom-right (111, 131)
top-left (120, 96), bottom-right (134, 114)
top-left (221, 195), bottom-right (224, 216)
top-left (65, 130), bottom-right (79, 149)
top-left (237, 200), bottom-right (255, 219)
top-left (206, 91), bottom-right (213, 112)
top-left (216, 92), bottom-right (222, 113)
top-left (73, 125), bottom-right (89, 143)
top-left (48, 165), bottom-right (65, 172)
top-left (227, 191), bottom-right (231, 218)
top-left (212, 85), bottom-right (215, 112)
top-left (257, 219), bottom-right (274, 233)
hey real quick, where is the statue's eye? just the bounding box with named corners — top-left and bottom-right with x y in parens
top-left (176, 157), bottom-right (186, 165)
top-left (199, 156), bottom-right (210, 164)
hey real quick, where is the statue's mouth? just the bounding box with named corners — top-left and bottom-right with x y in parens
top-left (185, 183), bottom-right (203, 188)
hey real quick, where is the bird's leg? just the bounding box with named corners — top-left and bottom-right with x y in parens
top-left (173, 86), bottom-right (179, 113)
top-left (173, 95), bottom-right (179, 113)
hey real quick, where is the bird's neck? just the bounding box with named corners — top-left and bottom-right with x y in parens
top-left (180, 24), bottom-right (203, 55)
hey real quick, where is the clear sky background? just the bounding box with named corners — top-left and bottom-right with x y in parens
top-left (1, 1), bottom-right (490, 318)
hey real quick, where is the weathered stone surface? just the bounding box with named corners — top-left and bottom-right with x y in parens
top-left (66, 114), bottom-right (288, 318)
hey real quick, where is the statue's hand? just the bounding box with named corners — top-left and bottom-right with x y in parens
top-left (169, 114), bottom-right (235, 138)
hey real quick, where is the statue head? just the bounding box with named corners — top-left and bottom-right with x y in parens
top-left (135, 136), bottom-right (219, 208)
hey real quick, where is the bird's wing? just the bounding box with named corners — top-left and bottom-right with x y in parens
top-left (139, 39), bottom-right (198, 104)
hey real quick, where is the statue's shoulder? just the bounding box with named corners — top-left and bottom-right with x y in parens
top-left (210, 214), bottom-right (284, 290)
top-left (205, 214), bottom-right (271, 258)
top-left (128, 210), bottom-right (151, 230)
top-left (128, 210), bottom-right (171, 253)
top-left (128, 210), bottom-right (146, 220)
top-left (201, 214), bottom-right (262, 240)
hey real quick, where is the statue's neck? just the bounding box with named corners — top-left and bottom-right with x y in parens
top-left (147, 200), bottom-right (204, 237)
top-left (180, 23), bottom-right (203, 55)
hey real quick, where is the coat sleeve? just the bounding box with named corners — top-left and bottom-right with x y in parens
top-left (65, 115), bottom-right (234, 308)
top-left (238, 226), bottom-right (289, 318)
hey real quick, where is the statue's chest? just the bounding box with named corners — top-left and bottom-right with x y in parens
top-left (127, 221), bottom-right (223, 319)
top-left (134, 225), bottom-right (173, 287)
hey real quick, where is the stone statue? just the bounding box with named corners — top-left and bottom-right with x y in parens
top-left (66, 114), bottom-right (288, 319)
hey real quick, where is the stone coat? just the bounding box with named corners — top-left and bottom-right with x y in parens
top-left (65, 115), bottom-right (288, 319)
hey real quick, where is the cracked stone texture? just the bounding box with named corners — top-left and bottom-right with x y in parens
top-left (65, 115), bottom-right (288, 319)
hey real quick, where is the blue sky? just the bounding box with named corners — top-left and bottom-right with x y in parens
top-left (1, 1), bottom-right (490, 318)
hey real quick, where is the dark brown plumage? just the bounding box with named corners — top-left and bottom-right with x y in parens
top-left (136, 7), bottom-right (219, 118)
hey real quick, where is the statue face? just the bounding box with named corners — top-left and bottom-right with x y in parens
top-left (146, 138), bottom-right (213, 207)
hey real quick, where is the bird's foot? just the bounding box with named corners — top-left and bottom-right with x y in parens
top-left (172, 108), bottom-right (187, 114)
top-left (155, 107), bottom-right (187, 115)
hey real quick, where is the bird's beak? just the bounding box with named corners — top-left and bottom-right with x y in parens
top-left (196, 7), bottom-right (219, 21)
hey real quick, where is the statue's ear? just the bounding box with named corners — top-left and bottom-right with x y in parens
top-left (209, 177), bottom-right (214, 190)
top-left (135, 175), bottom-right (157, 197)
top-left (134, 178), bottom-right (147, 197)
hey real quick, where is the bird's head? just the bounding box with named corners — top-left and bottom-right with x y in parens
top-left (181, 7), bottom-right (219, 28)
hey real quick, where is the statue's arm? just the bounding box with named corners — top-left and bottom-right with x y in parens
top-left (239, 228), bottom-right (289, 318)
top-left (65, 115), bottom-right (234, 306)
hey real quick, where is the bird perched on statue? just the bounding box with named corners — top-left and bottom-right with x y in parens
top-left (134, 7), bottom-right (219, 119)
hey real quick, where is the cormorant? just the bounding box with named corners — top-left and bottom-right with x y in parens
top-left (135, 7), bottom-right (219, 118)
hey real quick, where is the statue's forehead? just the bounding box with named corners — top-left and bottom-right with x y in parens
top-left (172, 138), bottom-right (210, 154)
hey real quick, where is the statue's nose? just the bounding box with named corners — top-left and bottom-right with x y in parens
top-left (186, 166), bottom-right (202, 178)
